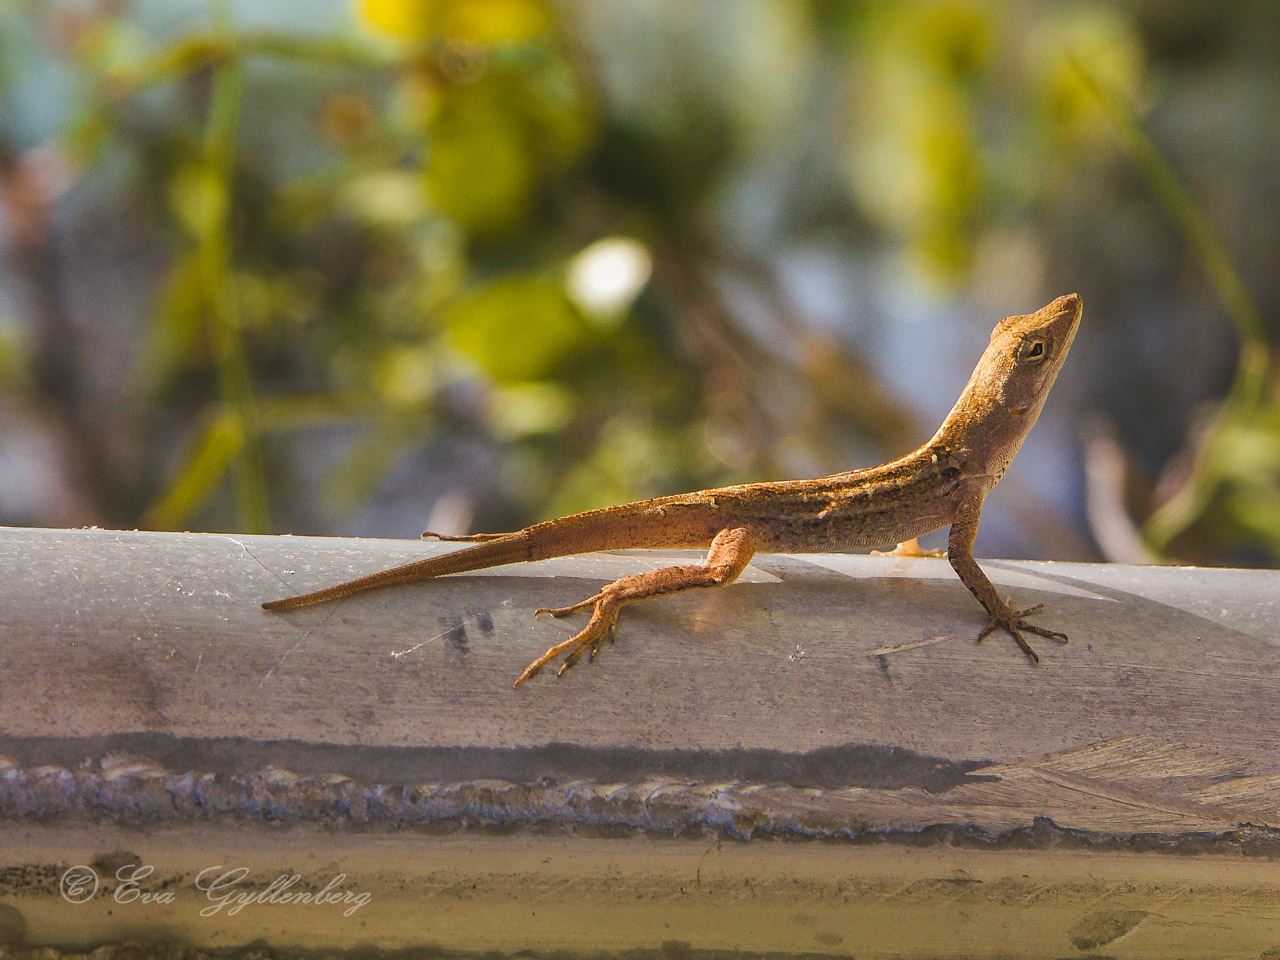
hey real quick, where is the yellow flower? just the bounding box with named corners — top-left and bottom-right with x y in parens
top-left (356, 0), bottom-right (550, 44)
top-left (442, 0), bottom-right (550, 45)
top-left (357, 0), bottom-right (436, 42)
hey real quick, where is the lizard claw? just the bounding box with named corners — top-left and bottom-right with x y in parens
top-left (516, 593), bottom-right (620, 686)
top-left (559, 623), bottom-right (616, 674)
top-left (514, 610), bottom-right (617, 686)
top-left (976, 599), bottom-right (1068, 663)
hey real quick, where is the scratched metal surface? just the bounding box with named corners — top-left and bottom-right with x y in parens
top-left (1, 525), bottom-right (1278, 841)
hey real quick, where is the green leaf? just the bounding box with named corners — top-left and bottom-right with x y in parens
top-left (169, 161), bottom-right (228, 240)
top-left (485, 381), bottom-right (575, 438)
top-left (425, 89), bottom-right (535, 233)
top-left (140, 252), bottom-right (208, 391)
top-left (444, 273), bottom-right (590, 382)
top-left (143, 412), bottom-right (244, 530)
top-left (340, 170), bottom-right (430, 228)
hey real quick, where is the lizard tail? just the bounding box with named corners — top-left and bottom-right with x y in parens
top-left (263, 498), bottom-right (711, 612)
top-left (262, 534), bottom-right (535, 610)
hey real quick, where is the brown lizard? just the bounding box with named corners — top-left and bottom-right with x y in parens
top-left (265, 293), bottom-right (1082, 685)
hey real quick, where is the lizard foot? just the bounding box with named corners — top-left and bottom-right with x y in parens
top-left (976, 599), bottom-right (1068, 663)
top-left (513, 528), bottom-right (756, 686)
top-left (515, 595), bottom-right (617, 686)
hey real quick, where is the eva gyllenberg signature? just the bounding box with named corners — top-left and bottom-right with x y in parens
top-left (194, 866), bottom-right (372, 917)
top-left (66, 864), bottom-right (373, 918)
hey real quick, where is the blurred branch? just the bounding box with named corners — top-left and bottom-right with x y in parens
top-left (1081, 415), bottom-right (1158, 564)
top-left (103, 30), bottom-right (400, 100)
top-left (713, 251), bottom-right (923, 457)
top-left (1068, 53), bottom-right (1275, 555)
top-left (650, 249), bottom-right (796, 478)
top-left (0, 148), bottom-right (127, 524)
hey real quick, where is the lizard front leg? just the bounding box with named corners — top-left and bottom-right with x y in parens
top-left (947, 496), bottom-right (1067, 662)
top-left (514, 527), bottom-right (758, 686)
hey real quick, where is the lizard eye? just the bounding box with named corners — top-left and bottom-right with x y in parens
top-left (1021, 338), bottom-right (1046, 363)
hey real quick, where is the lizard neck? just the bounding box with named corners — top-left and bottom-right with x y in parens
top-left (921, 293), bottom-right (1080, 487)
top-left (926, 362), bottom-right (1045, 487)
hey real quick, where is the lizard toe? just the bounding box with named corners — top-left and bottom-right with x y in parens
top-left (1008, 604), bottom-right (1067, 643)
top-left (558, 626), bottom-right (610, 675)
top-left (976, 601), bottom-right (1066, 664)
top-left (1021, 621), bottom-right (1068, 643)
top-left (513, 633), bottom-right (581, 686)
top-left (534, 593), bottom-right (601, 620)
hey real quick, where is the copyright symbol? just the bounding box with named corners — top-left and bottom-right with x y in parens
top-left (60, 865), bottom-right (99, 904)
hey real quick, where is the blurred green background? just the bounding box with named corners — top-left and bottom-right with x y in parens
top-left (0, 0), bottom-right (1276, 566)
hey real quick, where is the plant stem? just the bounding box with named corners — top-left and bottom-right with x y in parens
top-left (1067, 54), bottom-right (1273, 552)
top-left (201, 1), bottom-right (271, 533)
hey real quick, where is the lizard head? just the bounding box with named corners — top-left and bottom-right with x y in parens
top-left (987, 292), bottom-right (1082, 411)
top-left (934, 293), bottom-right (1083, 480)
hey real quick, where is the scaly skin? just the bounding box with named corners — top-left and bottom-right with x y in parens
top-left (264, 294), bottom-right (1083, 685)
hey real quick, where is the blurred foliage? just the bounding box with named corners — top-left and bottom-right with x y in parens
top-left (0, 0), bottom-right (1275, 566)
top-left (1067, 56), bottom-right (1279, 564)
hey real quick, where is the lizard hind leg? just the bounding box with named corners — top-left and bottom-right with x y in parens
top-left (513, 527), bottom-right (758, 687)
